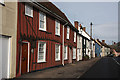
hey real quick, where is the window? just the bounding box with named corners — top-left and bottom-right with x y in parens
top-left (64, 46), bottom-right (68, 60)
top-left (55, 44), bottom-right (60, 61)
top-left (55, 20), bottom-right (60, 36)
top-left (73, 48), bottom-right (76, 59)
top-left (39, 11), bottom-right (46, 31)
top-left (37, 42), bottom-right (46, 63)
top-left (66, 26), bottom-right (70, 39)
top-left (79, 37), bottom-right (81, 43)
top-left (25, 4), bottom-right (33, 17)
top-left (84, 39), bottom-right (86, 45)
top-left (74, 32), bottom-right (76, 42)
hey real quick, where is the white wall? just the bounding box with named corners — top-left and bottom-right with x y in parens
top-left (77, 33), bottom-right (82, 61)
top-left (0, 36), bottom-right (2, 80)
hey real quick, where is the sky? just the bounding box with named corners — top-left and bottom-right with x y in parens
top-left (52, 2), bottom-right (118, 45)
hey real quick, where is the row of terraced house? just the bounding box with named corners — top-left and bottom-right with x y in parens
top-left (0, 0), bottom-right (111, 79)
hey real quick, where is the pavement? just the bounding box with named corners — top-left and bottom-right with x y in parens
top-left (17, 58), bottom-right (100, 78)
top-left (80, 57), bottom-right (120, 79)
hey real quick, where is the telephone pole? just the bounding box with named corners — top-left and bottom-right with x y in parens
top-left (90, 22), bottom-right (93, 58)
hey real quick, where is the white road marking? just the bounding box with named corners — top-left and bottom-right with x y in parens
top-left (112, 58), bottom-right (120, 66)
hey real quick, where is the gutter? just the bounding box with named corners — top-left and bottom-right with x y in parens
top-left (28, 0), bottom-right (68, 24)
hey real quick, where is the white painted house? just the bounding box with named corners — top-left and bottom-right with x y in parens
top-left (74, 21), bottom-right (91, 60)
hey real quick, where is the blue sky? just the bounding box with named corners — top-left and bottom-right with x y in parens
top-left (52, 2), bottom-right (118, 45)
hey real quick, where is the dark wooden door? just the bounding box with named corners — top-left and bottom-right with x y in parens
top-left (21, 43), bottom-right (28, 74)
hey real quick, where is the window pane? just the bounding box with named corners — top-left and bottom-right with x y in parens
top-left (40, 13), bottom-right (44, 21)
top-left (39, 12), bottom-right (46, 30)
top-left (64, 46), bottom-right (66, 59)
top-left (38, 42), bottom-right (46, 62)
top-left (25, 4), bottom-right (33, 17)
top-left (55, 44), bottom-right (60, 60)
top-left (56, 22), bottom-right (58, 34)
top-left (40, 21), bottom-right (44, 28)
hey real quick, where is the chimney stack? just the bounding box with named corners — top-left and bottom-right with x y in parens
top-left (83, 27), bottom-right (86, 31)
top-left (74, 21), bottom-right (79, 29)
top-left (80, 24), bottom-right (82, 28)
top-left (102, 40), bottom-right (105, 43)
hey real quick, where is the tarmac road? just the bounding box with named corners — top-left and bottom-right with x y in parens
top-left (80, 57), bottom-right (120, 78)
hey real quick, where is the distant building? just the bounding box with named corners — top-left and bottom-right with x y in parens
top-left (95, 39), bottom-right (102, 57)
top-left (98, 40), bottom-right (111, 57)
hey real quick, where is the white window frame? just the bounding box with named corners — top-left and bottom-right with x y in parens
top-left (73, 48), bottom-right (76, 59)
top-left (55, 44), bottom-right (60, 61)
top-left (64, 46), bottom-right (68, 60)
top-left (74, 32), bottom-right (76, 42)
top-left (55, 20), bottom-right (60, 36)
top-left (39, 11), bottom-right (46, 31)
top-left (66, 26), bottom-right (70, 39)
top-left (37, 41), bottom-right (46, 63)
top-left (25, 4), bottom-right (33, 17)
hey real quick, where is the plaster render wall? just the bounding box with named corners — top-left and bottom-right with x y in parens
top-left (1, 1), bottom-right (17, 78)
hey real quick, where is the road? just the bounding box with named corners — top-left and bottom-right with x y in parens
top-left (80, 57), bottom-right (120, 78)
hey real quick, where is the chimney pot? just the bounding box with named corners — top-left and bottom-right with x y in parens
top-left (83, 27), bottom-right (86, 31)
top-left (97, 39), bottom-right (99, 41)
top-left (102, 40), bottom-right (105, 43)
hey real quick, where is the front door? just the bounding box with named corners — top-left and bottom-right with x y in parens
top-left (69, 48), bottom-right (72, 63)
top-left (21, 43), bottom-right (28, 74)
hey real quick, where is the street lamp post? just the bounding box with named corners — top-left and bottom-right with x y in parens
top-left (90, 22), bottom-right (93, 58)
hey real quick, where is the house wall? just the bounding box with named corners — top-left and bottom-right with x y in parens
top-left (101, 46), bottom-right (105, 57)
top-left (95, 43), bottom-right (101, 57)
top-left (92, 41), bottom-right (95, 58)
top-left (64, 26), bottom-right (77, 64)
top-left (16, 2), bottom-right (65, 77)
top-left (0, 1), bottom-right (17, 78)
top-left (77, 35), bottom-right (82, 61)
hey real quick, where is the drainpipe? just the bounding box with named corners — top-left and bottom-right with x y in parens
top-left (62, 25), bottom-right (64, 66)
top-left (62, 22), bottom-right (68, 66)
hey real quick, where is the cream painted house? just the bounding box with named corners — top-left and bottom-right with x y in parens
top-left (0, 0), bottom-right (17, 79)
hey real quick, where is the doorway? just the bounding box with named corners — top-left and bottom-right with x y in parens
top-left (21, 43), bottom-right (29, 74)
top-left (69, 47), bottom-right (72, 63)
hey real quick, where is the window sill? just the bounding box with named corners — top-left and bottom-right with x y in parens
top-left (55, 34), bottom-right (60, 37)
top-left (55, 60), bottom-right (60, 61)
top-left (64, 59), bottom-right (68, 61)
top-left (39, 29), bottom-right (52, 34)
top-left (72, 58), bottom-right (76, 60)
top-left (25, 14), bottom-right (33, 18)
top-left (37, 61), bottom-right (46, 63)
